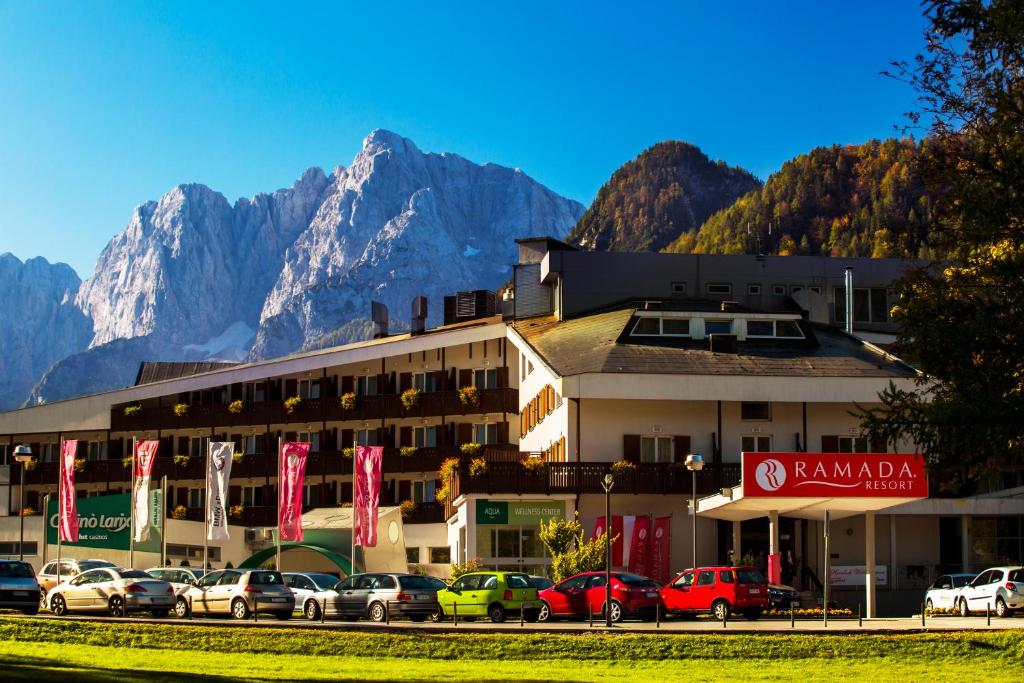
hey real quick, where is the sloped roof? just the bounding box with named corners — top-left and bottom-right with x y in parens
top-left (135, 361), bottom-right (241, 386)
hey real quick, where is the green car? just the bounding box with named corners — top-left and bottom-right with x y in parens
top-left (436, 571), bottom-right (541, 623)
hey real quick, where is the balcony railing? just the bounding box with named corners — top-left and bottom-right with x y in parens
top-left (110, 388), bottom-right (519, 432)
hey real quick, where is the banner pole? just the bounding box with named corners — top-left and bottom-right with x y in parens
top-left (56, 438), bottom-right (63, 579)
top-left (204, 437), bottom-right (209, 572)
top-left (129, 437), bottom-right (137, 568)
top-left (276, 437), bottom-right (282, 572)
top-left (161, 475), bottom-right (168, 567)
top-left (351, 445), bottom-right (357, 576)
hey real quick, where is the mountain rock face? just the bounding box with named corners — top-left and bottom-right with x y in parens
top-left (0, 254), bottom-right (92, 409)
top-left (26, 130), bottom-right (583, 404)
top-left (567, 141), bottom-right (761, 252)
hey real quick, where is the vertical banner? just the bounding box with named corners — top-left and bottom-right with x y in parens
top-left (278, 441), bottom-right (310, 542)
top-left (206, 442), bottom-right (234, 541)
top-left (132, 440), bottom-right (159, 543)
top-left (627, 515), bottom-right (651, 577)
top-left (59, 440), bottom-right (79, 542)
top-left (621, 516), bottom-right (636, 569)
top-left (353, 446), bottom-right (384, 547)
top-left (593, 515), bottom-right (625, 567)
top-left (650, 516), bottom-right (672, 585)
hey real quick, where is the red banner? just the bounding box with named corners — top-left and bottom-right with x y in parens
top-left (59, 440), bottom-right (79, 542)
top-left (133, 440), bottom-right (159, 543)
top-left (741, 452), bottom-right (929, 498)
top-left (627, 515), bottom-right (651, 577)
top-left (353, 446), bottom-right (384, 547)
top-left (278, 442), bottom-right (310, 542)
top-left (650, 516), bottom-right (671, 585)
top-left (594, 515), bottom-right (624, 566)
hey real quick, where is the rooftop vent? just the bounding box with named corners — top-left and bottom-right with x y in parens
top-left (709, 333), bottom-right (738, 354)
top-left (371, 301), bottom-right (389, 339)
top-left (443, 290), bottom-right (497, 326)
top-left (410, 296), bottom-right (428, 336)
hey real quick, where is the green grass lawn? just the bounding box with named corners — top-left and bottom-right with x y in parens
top-left (1, 617), bottom-right (1022, 682)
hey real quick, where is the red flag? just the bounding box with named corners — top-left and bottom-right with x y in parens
top-left (627, 515), bottom-right (651, 577)
top-left (133, 440), bottom-right (159, 543)
top-left (593, 515), bottom-right (624, 566)
top-left (59, 440), bottom-right (79, 542)
top-left (354, 446), bottom-right (383, 547)
top-left (278, 442), bottom-right (310, 542)
top-left (650, 516), bottom-right (672, 585)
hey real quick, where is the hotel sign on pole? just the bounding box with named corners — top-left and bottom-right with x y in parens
top-left (741, 452), bottom-right (928, 498)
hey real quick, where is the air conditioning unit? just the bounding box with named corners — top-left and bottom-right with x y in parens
top-left (245, 528), bottom-right (257, 544)
top-left (261, 528), bottom-right (276, 542)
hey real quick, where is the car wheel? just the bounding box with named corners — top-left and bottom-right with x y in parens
top-left (231, 598), bottom-right (250, 620)
top-left (959, 598), bottom-right (970, 617)
top-left (368, 601), bottom-right (387, 623)
top-left (174, 597), bottom-right (190, 618)
top-left (305, 600), bottom-right (322, 621)
top-left (537, 601), bottom-right (551, 622)
top-left (51, 594), bottom-right (68, 617)
top-left (151, 609), bottom-right (169, 618)
top-left (488, 603), bottom-right (506, 623)
top-left (995, 597), bottom-right (1008, 618)
top-left (108, 595), bottom-right (126, 618)
top-left (712, 599), bottom-right (731, 622)
top-left (742, 608), bottom-right (762, 621)
top-left (429, 607), bottom-right (443, 622)
top-left (605, 600), bottom-right (624, 623)
top-left (925, 598), bottom-right (934, 613)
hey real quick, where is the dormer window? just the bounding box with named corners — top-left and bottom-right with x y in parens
top-left (745, 319), bottom-right (804, 339)
top-left (631, 317), bottom-right (691, 337)
top-left (632, 318), bottom-right (661, 336)
top-left (704, 319), bottom-right (732, 335)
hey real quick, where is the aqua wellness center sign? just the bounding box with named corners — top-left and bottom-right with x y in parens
top-left (476, 499), bottom-right (566, 525)
top-left (46, 492), bottom-right (162, 551)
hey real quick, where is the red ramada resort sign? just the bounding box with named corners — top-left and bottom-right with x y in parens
top-left (741, 452), bottom-right (928, 498)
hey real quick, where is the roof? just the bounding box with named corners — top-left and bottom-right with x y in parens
top-left (512, 306), bottom-right (917, 379)
top-left (135, 361), bottom-right (240, 386)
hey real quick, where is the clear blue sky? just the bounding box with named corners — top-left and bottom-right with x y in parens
top-left (0, 1), bottom-right (926, 277)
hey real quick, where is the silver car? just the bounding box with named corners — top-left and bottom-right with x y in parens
top-left (0, 559), bottom-right (41, 615)
top-left (283, 572), bottom-right (340, 614)
top-left (303, 572), bottom-right (439, 622)
top-left (46, 567), bottom-right (176, 617)
top-left (178, 569), bottom-right (294, 620)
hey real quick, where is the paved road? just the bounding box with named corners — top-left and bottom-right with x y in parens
top-left (7, 612), bottom-right (1024, 633)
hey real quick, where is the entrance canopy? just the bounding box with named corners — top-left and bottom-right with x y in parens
top-left (696, 452), bottom-right (929, 521)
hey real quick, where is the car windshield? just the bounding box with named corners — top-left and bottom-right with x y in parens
top-left (425, 577), bottom-right (447, 590)
top-left (399, 576), bottom-right (440, 590)
top-left (1008, 569), bottom-right (1024, 583)
top-left (0, 562), bottom-right (34, 578)
top-left (952, 575), bottom-right (973, 587)
top-left (117, 569), bottom-right (154, 579)
top-left (531, 577), bottom-right (554, 589)
top-left (305, 573), bottom-right (340, 590)
top-left (506, 574), bottom-right (530, 589)
top-left (79, 561), bottom-right (114, 571)
top-left (616, 573), bottom-right (658, 588)
top-left (192, 569), bottom-right (207, 579)
top-left (737, 570), bottom-right (766, 584)
top-left (249, 571), bottom-right (284, 585)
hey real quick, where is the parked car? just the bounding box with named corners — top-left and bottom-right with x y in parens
top-left (767, 583), bottom-right (801, 609)
top-left (37, 558), bottom-right (116, 606)
top-left (957, 566), bottom-right (1024, 618)
top-left (46, 567), bottom-right (176, 617)
top-left (283, 572), bottom-right (342, 613)
top-left (420, 575), bottom-right (449, 622)
top-left (146, 567), bottom-right (208, 595)
top-left (177, 569), bottom-right (294, 620)
top-left (529, 575), bottom-right (555, 591)
top-left (436, 571), bottom-right (541, 623)
top-left (0, 559), bottom-right (41, 615)
top-left (660, 566), bottom-right (769, 621)
top-left (924, 573), bottom-right (975, 612)
top-left (537, 571), bottom-right (661, 623)
top-left (302, 572), bottom-right (439, 622)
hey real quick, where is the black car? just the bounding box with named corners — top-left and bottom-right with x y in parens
top-left (768, 583), bottom-right (800, 609)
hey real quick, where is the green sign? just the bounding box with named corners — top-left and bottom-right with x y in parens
top-left (476, 499), bottom-right (565, 525)
top-left (46, 492), bottom-right (161, 552)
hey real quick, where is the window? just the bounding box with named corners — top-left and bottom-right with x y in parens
top-left (970, 517), bottom-right (1024, 567)
top-left (772, 285), bottom-right (786, 296)
top-left (406, 547), bottom-right (421, 564)
top-left (429, 547), bottom-right (451, 564)
top-left (474, 368), bottom-right (498, 389)
top-left (187, 488), bottom-right (205, 509)
top-left (704, 319), bottom-right (732, 335)
top-left (837, 436), bottom-right (869, 453)
top-left (741, 402), bottom-right (771, 421)
top-left (303, 483), bottom-right (323, 506)
top-left (719, 570), bottom-right (734, 583)
top-left (298, 379), bottom-right (321, 400)
top-left (355, 429), bottom-right (380, 446)
top-left (741, 435), bottom-right (772, 452)
top-left (413, 372), bottom-right (438, 393)
top-left (87, 441), bottom-right (106, 461)
top-left (791, 285), bottom-right (803, 295)
top-left (189, 437), bottom-right (203, 458)
top-left (662, 319), bottom-right (690, 336)
top-left (640, 436), bottom-right (673, 463)
top-left (673, 572), bottom-right (694, 588)
top-left (671, 282), bottom-right (687, 295)
top-left (706, 283), bottom-right (732, 295)
top-left (696, 570), bottom-right (716, 586)
top-left (474, 423), bottom-right (498, 445)
top-left (834, 287), bottom-right (890, 323)
top-left (631, 318), bottom-right (660, 336)
top-left (241, 486), bottom-right (264, 507)
top-left (746, 320), bottom-right (803, 339)
top-left (244, 435), bottom-right (259, 454)
top-left (0, 541), bottom-right (37, 556)
top-left (297, 431), bottom-right (321, 451)
top-left (356, 375), bottom-right (378, 397)
top-left (412, 480), bottom-right (436, 503)
top-left (809, 286), bottom-right (821, 295)
top-left (748, 284), bottom-right (761, 295)
top-left (37, 443), bottom-right (57, 463)
top-left (413, 426), bottom-right (438, 448)
top-left (746, 320), bottom-right (774, 337)
top-left (775, 320), bottom-right (803, 338)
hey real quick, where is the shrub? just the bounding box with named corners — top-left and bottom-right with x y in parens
top-left (435, 483), bottom-right (450, 503)
top-left (539, 513), bottom-right (616, 582)
top-left (438, 457), bottom-right (460, 482)
top-left (460, 442), bottom-right (482, 456)
top-left (232, 451), bottom-right (245, 464)
top-left (24, 459), bottom-right (37, 471)
top-left (399, 499), bottom-right (417, 519)
top-left (228, 504), bottom-right (244, 520)
top-left (73, 458), bottom-right (86, 473)
top-left (449, 558), bottom-right (481, 581)
top-left (399, 446), bottom-right (418, 458)
top-left (123, 404), bottom-right (142, 417)
top-left (20, 507), bottom-right (36, 516)
top-left (468, 457), bottom-right (488, 478)
top-left (228, 400), bottom-right (245, 414)
top-left (401, 388), bottom-right (421, 410)
top-left (458, 386), bottom-right (480, 408)
top-left (339, 392), bottom-right (357, 411)
top-left (173, 403), bottom-right (190, 417)
top-left (121, 456), bottom-right (133, 468)
top-left (284, 396), bottom-right (302, 414)
top-left (340, 502), bottom-right (353, 508)
top-left (611, 459), bottom-right (637, 477)
top-left (521, 457), bottom-right (546, 473)
top-left (173, 454), bottom-right (191, 467)
top-left (171, 505), bottom-right (187, 520)
top-left (342, 447), bottom-right (355, 459)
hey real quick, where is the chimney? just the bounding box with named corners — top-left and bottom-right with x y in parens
top-left (371, 301), bottom-right (389, 339)
top-left (709, 333), bottom-right (738, 354)
top-left (411, 296), bottom-right (428, 336)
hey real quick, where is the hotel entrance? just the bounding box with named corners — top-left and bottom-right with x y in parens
top-left (471, 499), bottom-right (567, 575)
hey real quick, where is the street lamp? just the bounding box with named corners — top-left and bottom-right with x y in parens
top-left (685, 453), bottom-right (704, 569)
top-left (13, 445), bottom-right (33, 561)
top-left (601, 472), bottom-right (614, 627)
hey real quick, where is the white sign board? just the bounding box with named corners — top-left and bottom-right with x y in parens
top-left (830, 565), bottom-right (888, 586)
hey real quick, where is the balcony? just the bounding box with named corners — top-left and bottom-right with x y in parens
top-left (110, 388), bottom-right (519, 431)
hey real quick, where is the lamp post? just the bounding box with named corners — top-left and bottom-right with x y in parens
top-left (601, 472), bottom-right (614, 626)
top-left (13, 445), bottom-right (33, 561)
top-left (685, 453), bottom-right (704, 569)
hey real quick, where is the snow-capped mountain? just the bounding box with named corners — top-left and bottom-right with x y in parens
top-left (24, 130), bottom-right (583, 404)
top-left (0, 254), bottom-right (91, 409)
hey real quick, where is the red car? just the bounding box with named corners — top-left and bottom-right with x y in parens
top-left (660, 566), bottom-right (769, 621)
top-left (537, 571), bottom-right (662, 623)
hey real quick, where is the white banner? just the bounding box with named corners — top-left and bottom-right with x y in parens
top-left (207, 442), bottom-right (234, 541)
top-left (830, 564), bottom-right (888, 587)
top-left (133, 440), bottom-right (159, 544)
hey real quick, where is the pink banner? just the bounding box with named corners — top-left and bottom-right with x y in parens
top-left (353, 446), bottom-right (384, 547)
top-left (650, 516), bottom-right (672, 585)
top-left (593, 515), bottom-right (624, 567)
top-left (59, 440), bottom-right (79, 542)
top-left (133, 440), bottom-right (160, 543)
top-left (627, 515), bottom-right (651, 577)
top-left (278, 442), bottom-right (310, 542)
